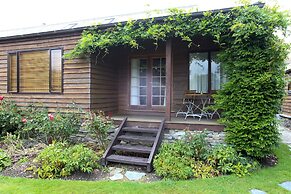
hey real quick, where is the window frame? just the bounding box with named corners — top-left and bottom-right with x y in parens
top-left (287, 80), bottom-right (291, 95)
top-left (188, 50), bottom-right (222, 94)
top-left (7, 47), bottom-right (64, 94)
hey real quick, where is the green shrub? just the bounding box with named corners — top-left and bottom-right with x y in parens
top-left (19, 106), bottom-right (48, 139)
top-left (84, 111), bottom-right (113, 149)
top-left (33, 142), bottom-right (100, 179)
top-left (0, 99), bottom-right (23, 136)
top-left (153, 141), bottom-right (193, 180)
top-left (213, 7), bottom-right (290, 158)
top-left (48, 110), bottom-right (82, 141)
top-left (154, 132), bottom-right (210, 180)
top-left (207, 145), bottom-right (259, 177)
top-left (191, 161), bottom-right (219, 179)
top-left (20, 105), bottom-right (82, 143)
top-left (0, 149), bottom-right (12, 171)
top-left (185, 131), bottom-right (208, 160)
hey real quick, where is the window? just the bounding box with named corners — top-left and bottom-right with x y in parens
top-left (189, 53), bottom-right (209, 93)
top-left (189, 52), bottom-right (225, 93)
top-left (8, 49), bottom-right (63, 93)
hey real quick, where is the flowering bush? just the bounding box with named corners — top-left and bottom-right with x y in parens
top-left (0, 98), bottom-right (23, 136)
top-left (20, 105), bottom-right (82, 143)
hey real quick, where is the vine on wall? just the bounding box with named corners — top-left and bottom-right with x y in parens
top-left (67, 3), bottom-right (290, 158)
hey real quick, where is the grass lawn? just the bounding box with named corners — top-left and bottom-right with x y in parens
top-left (0, 144), bottom-right (290, 194)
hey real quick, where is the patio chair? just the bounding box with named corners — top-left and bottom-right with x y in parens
top-left (176, 90), bottom-right (196, 118)
top-left (202, 96), bottom-right (220, 119)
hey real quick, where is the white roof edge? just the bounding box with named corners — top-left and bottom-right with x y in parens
top-left (0, 2), bottom-right (255, 40)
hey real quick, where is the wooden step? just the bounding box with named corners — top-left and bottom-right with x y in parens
top-left (112, 144), bottom-right (152, 154)
top-left (106, 154), bottom-right (148, 166)
top-left (118, 134), bottom-right (156, 143)
top-left (122, 126), bottom-right (158, 133)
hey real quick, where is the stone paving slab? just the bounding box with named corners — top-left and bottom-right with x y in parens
top-left (250, 189), bottom-right (267, 194)
top-left (109, 173), bottom-right (124, 181)
top-left (109, 167), bottom-right (123, 176)
top-left (279, 181), bottom-right (291, 191)
top-left (124, 171), bottom-right (146, 181)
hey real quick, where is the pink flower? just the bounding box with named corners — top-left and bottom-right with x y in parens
top-left (48, 113), bottom-right (54, 121)
top-left (22, 118), bottom-right (27, 123)
top-left (0, 96), bottom-right (4, 101)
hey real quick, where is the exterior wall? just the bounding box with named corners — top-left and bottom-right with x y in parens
top-left (0, 34), bottom-right (220, 114)
top-left (0, 33), bottom-right (91, 112)
top-left (90, 52), bottom-right (118, 113)
top-left (282, 74), bottom-right (291, 116)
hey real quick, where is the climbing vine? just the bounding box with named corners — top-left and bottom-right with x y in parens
top-left (67, 3), bottom-right (290, 158)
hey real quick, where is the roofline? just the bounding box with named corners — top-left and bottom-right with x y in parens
top-left (0, 2), bottom-right (265, 42)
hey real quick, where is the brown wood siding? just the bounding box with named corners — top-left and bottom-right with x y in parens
top-left (90, 53), bottom-right (118, 113)
top-left (282, 77), bottom-right (291, 116)
top-left (117, 48), bottom-right (130, 114)
top-left (0, 33), bottom-right (91, 112)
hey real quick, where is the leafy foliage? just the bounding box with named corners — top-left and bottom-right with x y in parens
top-left (154, 133), bottom-right (259, 180)
top-left (214, 6), bottom-right (290, 158)
top-left (20, 105), bottom-right (82, 143)
top-left (184, 131), bottom-right (208, 160)
top-left (32, 142), bottom-right (101, 179)
top-left (153, 142), bottom-right (193, 180)
top-left (0, 99), bottom-right (23, 136)
top-left (191, 161), bottom-right (219, 179)
top-left (0, 149), bottom-right (12, 171)
top-left (66, 4), bottom-right (290, 158)
top-left (207, 145), bottom-right (259, 177)
top-left (154, 132), bottom-right (210, 180)
top-left (83, 111), bottom-right (113, 150)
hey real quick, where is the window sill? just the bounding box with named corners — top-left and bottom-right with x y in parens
top-left (7, 92), bottom-right (63, 95)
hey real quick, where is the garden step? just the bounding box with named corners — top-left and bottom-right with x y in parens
top-left (122, 127), bottom-right (158, 134)
top-left (112, 144), bottom-right (152, 154)
top-left (106, 154), bottom-right (148, 166)
top-left (117, 134), bottom-right (156, 143)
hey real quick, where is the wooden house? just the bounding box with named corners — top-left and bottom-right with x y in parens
top-left (2, 3), bottom-right (277, 170)
top-left (0, 6), bottom-right (251, 132)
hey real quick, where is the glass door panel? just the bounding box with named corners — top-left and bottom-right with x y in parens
top-left (152, 58), bottom-right (166, 106)
top-left (130, 59), bottom-right (147, 106)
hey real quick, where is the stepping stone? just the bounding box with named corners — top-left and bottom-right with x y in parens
top-left (109, 172), bottom-right (124, 181)
top-left (250, 189), bottom-right (267, 194)
top-left (279, 181), bottom-right (291, 191)
top-left (109, 167), bottom-right (123, 176)
top-left (124, 171), bottom-right (146, 181)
